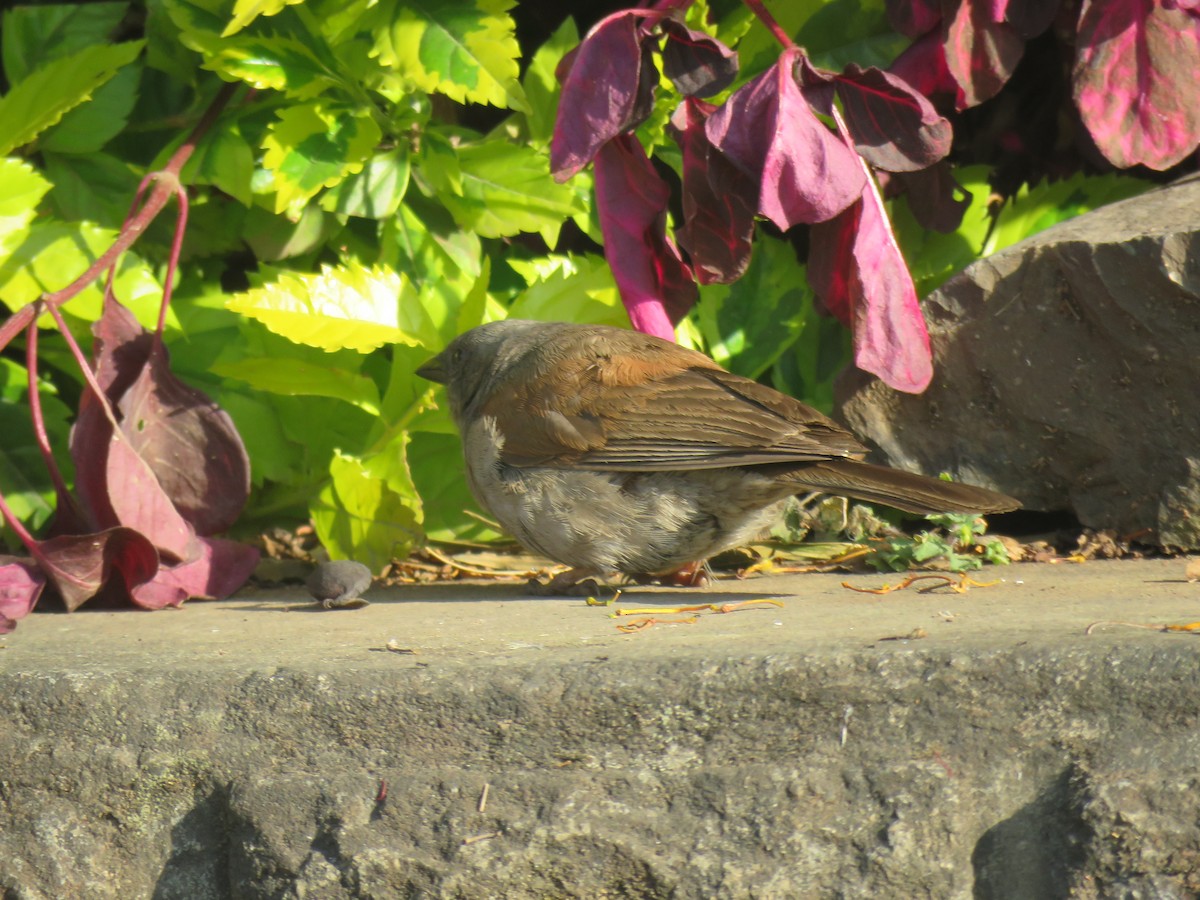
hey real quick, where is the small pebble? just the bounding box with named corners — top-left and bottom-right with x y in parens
top-left (307, 560), bottom-right (373, 609)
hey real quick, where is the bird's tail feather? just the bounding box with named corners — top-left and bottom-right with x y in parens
top-left (786, 460), bottom-right (1019, 515)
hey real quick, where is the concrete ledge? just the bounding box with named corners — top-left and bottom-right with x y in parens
top-left (2, 559), bottom-right (1198, 897)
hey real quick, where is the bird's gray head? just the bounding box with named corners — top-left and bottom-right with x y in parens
top-left (416, 319), bottom-right (552, 422)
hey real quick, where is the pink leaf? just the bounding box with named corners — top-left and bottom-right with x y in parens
top-left (1074, 0), bottom-right (1200, 170)
top-left (30, 527), bottom-right (159, 612)
top-left (659, 18), bottom-right (738, 98)
top-left (551, 11), bottom-right (659, 181)
top-left (130, 536), bottom-right (259, 610)
top-left (1000, 0), bottom-right (1061, 38)
top-left (889, 31), bottom-right (964, 112)
top-left (667, 98), bottom-right (756, 284)
top-left (593, 134), bottom-right (698, 338)
top-left (106, 433), bottom-right (199, 562)
top-left (943, 0), bottom-right (1025, 109)
top-left (835, 64), bottom-right (952, 172)
top-left (706, 47), bottom-right (865, 228)
top-left (886, 0), bottom-right (942, 37)
top-left (118, 343), bottom-right (251, 536)
top-left (0, 557), bottom-right (46, 633)
top-left (810, 190), bottom-right (932, 393)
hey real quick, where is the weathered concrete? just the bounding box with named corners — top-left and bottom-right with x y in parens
top-left (2, 558), bottom-right (1199, 898)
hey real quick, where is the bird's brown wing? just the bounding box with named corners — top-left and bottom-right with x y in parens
top-left (479, 333), bottom-right (866, 471)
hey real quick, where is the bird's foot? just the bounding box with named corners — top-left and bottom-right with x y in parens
top-left (631, 560), bottom-right (712, 588)
top-left (525, 567), bottom-right (605, 597)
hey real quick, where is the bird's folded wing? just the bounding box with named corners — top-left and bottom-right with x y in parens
top-left (484, 363), bottom-right (867, 470)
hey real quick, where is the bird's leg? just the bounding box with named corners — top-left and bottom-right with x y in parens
top-left (631, 560), bottom-right (712, 588)
top-left (525, 567), bottom-right (605, 596)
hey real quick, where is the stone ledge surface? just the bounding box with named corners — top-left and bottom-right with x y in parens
top-left (2, 558), bottom-right (1198, 898)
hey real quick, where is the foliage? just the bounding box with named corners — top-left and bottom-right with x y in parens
top-left (1, 0), bottom-right (1197, 628)
top-left (867, 511), bottom-right (1010, 573)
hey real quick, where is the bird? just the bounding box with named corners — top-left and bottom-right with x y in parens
top-left (417, 320), bottom-right (1018, 592)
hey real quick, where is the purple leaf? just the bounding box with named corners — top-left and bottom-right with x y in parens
top-left (0, 557), bottom-right (46, 633)
top-left (889, 30), bottom-right (964, 112)
top-left (130, 536), bottom-right (259, 610)
top-left (835, 64), bottom-right (953, 172)
top-left (117, 343), bottom-right (251, 535)
top-left (891, 162), bottom-right (972, 233)
top-left (999, 0), bottom-right (1061, 38)
top-left (886, 0), bottom-right (942, 37)
top-left (667, 97), bottom-right (756, 284)
top-left (943, 0), bottom-right (1026, 109)
top-left (105, 433), bottom-right (199, 562)
top-left (593, 134), bottom-right (698, 338)
top-left (551, 11), bottom-right (659, 181)
top-left (30, 527), bottom-right (159, 612)
top-left (1074, 0), bottom-right (1200, 170)
top-left (706, 47), bottom-right (866, 229)
top-left (809, 192), bottom-right (933, 394)
top-left (659, 18), bottom-right (739, 98)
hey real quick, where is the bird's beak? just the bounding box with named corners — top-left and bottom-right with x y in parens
top-left (416, 352), bottom-right (447, 384)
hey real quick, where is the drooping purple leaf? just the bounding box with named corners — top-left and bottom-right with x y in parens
top-left (1074, 0), bottom-right (1200, 170)
top-left (593, 134), bottom-right (698, 338)
top-left (706, 47), bottom-right (865, 229)
top-left (886, 0), bottom-right (942, 37)
top-left (130, 536), bottom-right (259, 610)
top-left (943, 0), bottom-right (1026, 109)
top-left (117, 343), bottom-right (251, 535)
top-left (659, 18), bottom-right (739, 98)
top-left (0, 557), bottom-right (46, 633)
top-left (891, 162), bottom-right (972, 233)
top-left (30, 527), bottom-right (159, 612)
top-left (105, 433), bottom-right (199, 562)
top-left (809, 191), bottom-right (933, 393)
top-left (834, 64), bottom-right (953, 172)
top-left (889, 30), bottom-right (964, 112)
top-left (667, 97), bottom-right (756, 285)
top-left (551, 11), bottom-right (659, 181)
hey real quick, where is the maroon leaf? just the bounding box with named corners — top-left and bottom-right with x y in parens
top-left (706, 47), bottom-right (866, 229)
top-left (889, 30), bottom-right (964, 112)
top-left (659, 18), bottom-right (738, 98)
top-left (593, 134), bottom-right (698, 338)
top-left (117, 343), bottom-right (251, 535)
top-left (809, 192), bottom-right (933, 393)
top-left (30, 527), bottom-right (158, 612)
top-left (834, 64), bottom-right (953, 172)
top-left (886, 0), bottom-right (942, 37)
top-left (1164, 0), bottom-right (1200, 13)
top-left (943, 0), bottom-right (1026, 109)
top-left (999, 0), bottom-right (1061, 38)
top-left (891, 162), bottom-right (972, 233)
top-left (130, 536), bottom-right (259, 610)
top-left (667, 98), bottom-right (756, 285)
top-left (105, 433), bottom-right (199, 562)
top-left (1074, 0), bottom-right (1200, 170)
top-left (551, 11), bottom-right (659, 181)
top-left (0, 557), bottom-right (46, 633)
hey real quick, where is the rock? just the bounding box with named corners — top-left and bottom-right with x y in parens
top-left (837, 176), bottom-right (1200, 549)
top-left (307, 560), bottom-right (373, 608)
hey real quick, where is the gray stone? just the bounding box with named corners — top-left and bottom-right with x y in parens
top-left (837, 175), bottom-right (1200, 549)
top-left (2, 558), bottom-right (1200, 897)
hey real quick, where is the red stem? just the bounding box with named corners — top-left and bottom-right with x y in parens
top-left (743, 0), bottom-right (794, 49)
top-left (24, 313), bottom-right (73, 504)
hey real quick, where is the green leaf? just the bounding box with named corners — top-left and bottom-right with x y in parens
top-left (506, 254), bottom-right (629, 328)
top-left (0, 41), bottom-right (144, 157)
top-left (193, 32), bottom-right (344, 100)
top-left (180, 124), bottom-right (256, 205)
top-left (261, 102), bottom-right (381, 215)
top-left (522, 16), bottom-right (577, 147)
top-left (39, 63), bottom-right (142, 154)
top-left (224, 0), bottom-right (306, 35)
top-left (439, 141), bottom-right (585, 245)
top-left (213, 357), bottom-right (383, 414)
top-left (0, 358), bottom-right (73, 536)
top-left (216, 389), bottom-right (299, 486)
top-left (0, 159), bottom-right (52, 259)
top-left (225, 263), bottom-right (435, 352)
top-left (1, 2), bottom-right (128, 84)
top-left (319, 148), bottom-right (410, 219)
top-left (695, 235), bottom-right (811, 379)
top-left (311, 446), bottom-right (423, 571)
top-left (408, 432), bottom-right (502, 542)
top-left (371, 0), bottom-right (529, 112)
top-left (243, 204), bottom-right (329, 260)
top-left (43, 151), bottom-right (141, 229)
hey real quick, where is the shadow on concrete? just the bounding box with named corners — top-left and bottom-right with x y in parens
top-left (152, 789), bottom-right (232, 900)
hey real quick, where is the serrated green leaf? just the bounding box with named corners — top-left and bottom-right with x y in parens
top-left (522, 16), bottom-right (577, 147)
top-left (319, 148), bottom-right (410, 218)
top-left (0, 159), bottom-right (52, 259)
top-left (43, 151), bottom-right (141, 229)
top-left (212, 356), bottom-right (382, 414)
top-left (0, 358), bottom-right (73, 535)
top-left (261, 102), bottom-right (381, 215)
top-left (0, 41), bottom-right (144, 157)
top-left (371, 0), bottom-right (528, 112)
top-left (180, 124), bottom-right (255, 205)
top-left (40, 63), bottom-right (142, 154)
top-left (223, 0), bottom-right (305, 35)
top-left (225, 263), bottom-right (435, 352)
top-left (193, 31), bottom-right (343, 99)
top-left (1, 2), bottom-right (128, 84)
top-left (507, 254), bottom-right (628, 327)
top-left (408, 431), bottom-right (502, 542)
top-left (312, 446), bottom-right (423, 570)
top-left (439, 141), bottom-right (584, 245)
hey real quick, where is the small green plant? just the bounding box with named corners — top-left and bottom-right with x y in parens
top-left (867, 511), bottom-right (1010, 573)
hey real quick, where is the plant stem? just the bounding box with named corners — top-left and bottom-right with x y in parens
top-left (23, 316), bottom-right (73, 506)
top-left (743, 0), bottom-right (794, 49)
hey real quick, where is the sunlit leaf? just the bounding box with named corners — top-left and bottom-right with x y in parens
top-left (0, 158), bottom-right (52, 258)
top-left (223, 0), bottom-right (305, 36)
top-left (213, 357), bottom-right (383, 414)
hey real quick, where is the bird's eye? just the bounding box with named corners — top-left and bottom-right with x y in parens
top-left (451, 347), bottom-right (465, 365)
